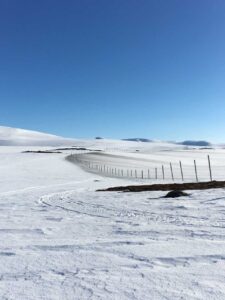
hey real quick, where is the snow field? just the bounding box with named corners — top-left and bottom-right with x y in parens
top-left (0, 145), bottom-right (225, 299)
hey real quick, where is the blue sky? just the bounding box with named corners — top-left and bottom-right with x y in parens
top-left (0, 0), bottom-right (225, 141)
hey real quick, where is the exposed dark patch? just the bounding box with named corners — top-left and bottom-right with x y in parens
top-left (97, 180), bottom-right (225, 193)
top-left (164, 190), bottom-right (189, 198)
top-left (55, 147), bottom-right (88, 151)
top-left (22, 150), bottom-right (62, 154)
top-left (58, 147), bottom-right (102, 151)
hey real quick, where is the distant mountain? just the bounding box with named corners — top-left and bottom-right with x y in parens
top-left (122, 138), bottom-right (212, 147)
top-left (122, 138), bottom-right (153, 143)
top-left (0, 126), bottom-right (76, 146)
top-left (178, 140), bottom-right (211, 147)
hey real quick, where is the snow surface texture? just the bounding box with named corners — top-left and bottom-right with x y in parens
top-left (1, 139), bottom-right (225, 299)
top-left (0, 126), bottom-right (76, 146)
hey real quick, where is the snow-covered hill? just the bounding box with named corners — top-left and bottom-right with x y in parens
top-left (0, 126), bottom-right (76, 146)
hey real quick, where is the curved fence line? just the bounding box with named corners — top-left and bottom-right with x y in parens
top-left (67, 153), bottom-right (224, 183)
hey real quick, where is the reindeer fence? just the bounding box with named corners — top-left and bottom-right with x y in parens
top-left (67, 154), bottom-right (224, 183)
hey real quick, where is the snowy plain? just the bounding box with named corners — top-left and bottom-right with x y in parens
top-left (0, 130), bottom-right (225, 299)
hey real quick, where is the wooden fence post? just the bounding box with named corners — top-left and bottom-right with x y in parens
top-left (155, 168), bottom-right (157, 179)
top-left (208, 155), bottom-right (212, 181)
top-left (194, 160), bottom-right (198, 182)
top-left (162, 165), bottom-right (165, 180)
top-left (170, 163), bottom-right (174, 181)
top-left (148, 169), bottom-right (150, 179)
top-left (141, 170), bottom-right (143, 179)
top-left (179, 161), bottom-right (184, 181)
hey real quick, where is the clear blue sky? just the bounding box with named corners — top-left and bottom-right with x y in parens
top-left (0, 0), bottom-right (225, 141)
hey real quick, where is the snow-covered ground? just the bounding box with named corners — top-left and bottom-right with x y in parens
top-left (1, 139), bottom-right (225, 299)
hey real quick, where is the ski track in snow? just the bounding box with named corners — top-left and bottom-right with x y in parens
top-left (0, 147), bottom-right (225, 299)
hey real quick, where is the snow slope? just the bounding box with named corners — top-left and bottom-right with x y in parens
top-left (1, 144), bottom-right (225, 299)
top-left (0, 126), bottom-right (76, 146)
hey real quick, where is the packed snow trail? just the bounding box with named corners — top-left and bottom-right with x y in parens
top-left (0, 147), bottom-right (225, 299)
